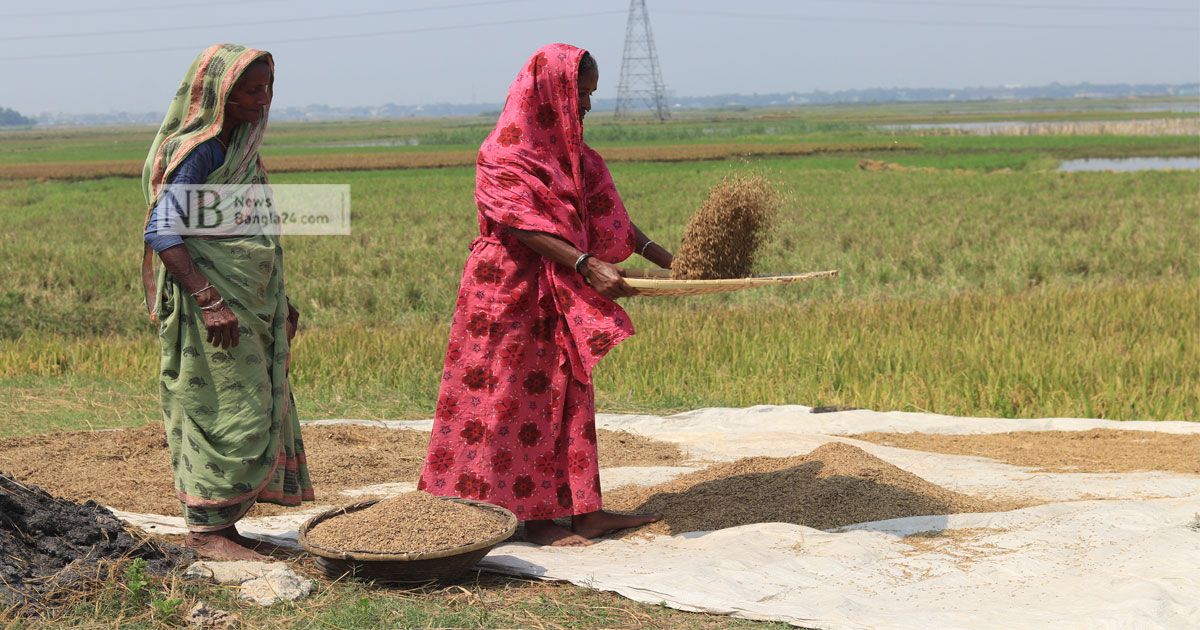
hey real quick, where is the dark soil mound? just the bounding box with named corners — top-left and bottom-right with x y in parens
top-left (0, 472), bottom-right (190, 608)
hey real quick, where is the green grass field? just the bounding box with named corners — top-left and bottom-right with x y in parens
top-left (1, 100), bottom-right (1198, 626)
top-left (2, 153), bottom-right (1196, 433)
top-left (1, 97), bottom-right (1196, 164)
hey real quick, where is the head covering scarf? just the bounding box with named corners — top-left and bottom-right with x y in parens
top-left (475, 43), bottom-right (637, 382)
top-left (140, 43), bottom-right (273, 321)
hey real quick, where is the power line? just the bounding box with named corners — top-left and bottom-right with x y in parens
top-left (0, 0), bottom-right (538, 42)
top-left (657, 8), bottom-right (1199, 32)
top-left (0, 10), bottom-right (626, 62)
top-left (776, 0), bottom-right (1198, 14)
top-left (0, 0), bottom-right (290, 19)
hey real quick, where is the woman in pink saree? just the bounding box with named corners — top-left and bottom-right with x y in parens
top-left (417, 44), bottom-right (674, 546)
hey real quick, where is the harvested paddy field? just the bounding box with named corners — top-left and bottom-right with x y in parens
top-left (0, 141), bottom-right (909, 181)
top-left (605, 442), bottom-right (1023, 536)
top-left (0, 424), bottom-right (686, 517)
top-left (851, 429), bottom-right (1200, 475)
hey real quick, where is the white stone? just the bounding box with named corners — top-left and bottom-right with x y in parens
top-left (184, 561), bottom-right (315, 606)
top-left (183, 560), bottom-right (279, 585)
top-left (238, 565), bottom-right (315, 606)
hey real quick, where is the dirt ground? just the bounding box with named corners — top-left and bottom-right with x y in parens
top-left (850, 429), bottom-right (1200, 475)
top-left (6, 423), bottom-right (1192, 536)
top-left (0, 423), bottom-right (687, 517)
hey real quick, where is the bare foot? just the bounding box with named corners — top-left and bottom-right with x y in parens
top-left (572, 510), bottom-right (660, 539)
top-left (523, 520), bottom-right (592, 547)
top-left (185, 531), bottom-right (269, 561)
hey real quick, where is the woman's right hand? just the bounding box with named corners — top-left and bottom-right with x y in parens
top-left (196, 289), bottom-right (240, 349)
top-left (583, 258), bottom-right (638, 299)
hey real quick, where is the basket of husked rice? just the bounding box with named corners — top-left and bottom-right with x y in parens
top-left (298, 491), bottom-right (518, 584)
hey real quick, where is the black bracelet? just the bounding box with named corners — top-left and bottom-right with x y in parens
top-left (574, 253), bottom-right (593, 274)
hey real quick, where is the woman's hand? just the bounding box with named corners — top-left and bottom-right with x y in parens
top-left (506, 228), bottom-right (638, 298)
top-left (155, 245), bottom-right (240, 347)
top-left (583, 258), bottom-right (638, 299)
top-left (286, 301), bottom-right (300, 342)
top-left (197, 289), bottom-right (240, 349)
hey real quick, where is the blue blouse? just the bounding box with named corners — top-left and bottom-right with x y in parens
top-left (143, 138), bottom-right (226, 252)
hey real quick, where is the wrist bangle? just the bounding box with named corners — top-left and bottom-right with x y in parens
top-left (200, 298), bottom-right (225, 311)
top-left (190, 283), bottom-right (213, 298)
top-left (574, 253), bottom-right (593, 274)
top-left (639, 240), bottom-right (656, 256)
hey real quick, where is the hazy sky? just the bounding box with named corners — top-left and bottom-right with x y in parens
top-left (1, 0), bottom-right (1197, 114)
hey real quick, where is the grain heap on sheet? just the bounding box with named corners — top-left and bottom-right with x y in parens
top-left (306, 491), bottom-right (510, 554)
top-left (670, 174), bottom-right (779, 280)
top-left (606, 442), bottom-right (1014, 537)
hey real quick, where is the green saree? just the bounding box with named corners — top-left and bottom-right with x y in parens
top-left (143, 44), bottom-right (313, 531)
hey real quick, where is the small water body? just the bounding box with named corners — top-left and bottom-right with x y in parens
top-left (325, 138), bottom-right (422, 148)
top-left (1128, 102), bottom-right (1200, 113)
top-left (1058, 157), bottom-right (1200, 172)
top-left (882, 121), bottom-right (1028, 131)
top-left (882, 118), bottom-right (1196, 137)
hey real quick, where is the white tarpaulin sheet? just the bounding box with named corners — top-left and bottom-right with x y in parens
top-left (480, 499), bottom-right (1200, 629)
top-left (117, 406), bottom-right (1200, 629)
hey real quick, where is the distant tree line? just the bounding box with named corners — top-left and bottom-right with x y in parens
top-left (0, 107), bottom-right (34, 127)
top-left (26, 81), bottom-right (1200, 125)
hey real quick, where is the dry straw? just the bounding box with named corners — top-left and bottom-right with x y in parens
top-left (671, 174), bottom-right (780, 280)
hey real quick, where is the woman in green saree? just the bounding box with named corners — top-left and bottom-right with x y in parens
top-left (141, 44), bottom-right (313, 560)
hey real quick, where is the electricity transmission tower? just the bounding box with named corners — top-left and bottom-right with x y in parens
top-left (614, 0), bottom-right (670, 120)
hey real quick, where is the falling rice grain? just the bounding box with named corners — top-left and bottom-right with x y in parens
top-left (671, 174), bottom-right (779, 280)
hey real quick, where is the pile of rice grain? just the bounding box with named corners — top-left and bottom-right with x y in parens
top-left (306, 492), bottom-right (510, 554)
top-left (671, 174), bottom-right (779, 280)
top-left (605, 442), bottom-right (1018, 537)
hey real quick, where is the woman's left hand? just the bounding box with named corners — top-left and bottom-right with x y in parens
top-left (286, 301), bottom-right (300, 342)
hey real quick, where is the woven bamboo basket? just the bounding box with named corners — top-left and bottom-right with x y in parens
top-left (620, 268), bottom-right (839, 297)
top-left (298, 497), bottom-right (518, 584)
